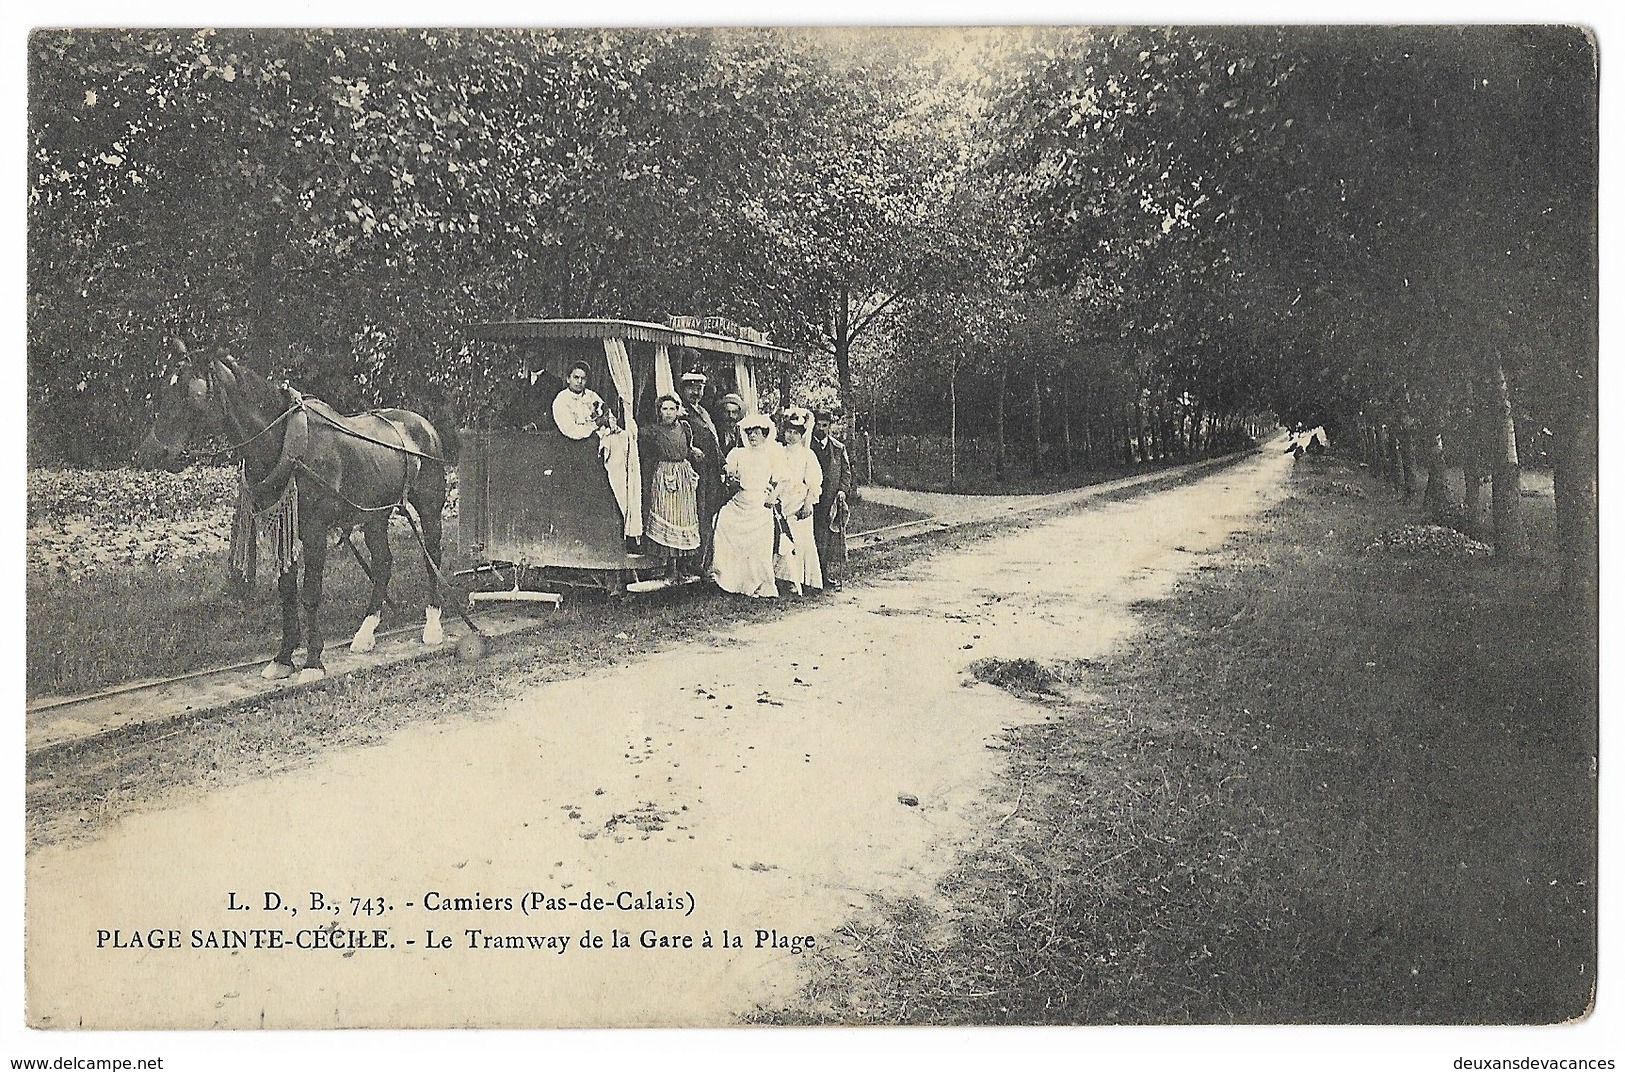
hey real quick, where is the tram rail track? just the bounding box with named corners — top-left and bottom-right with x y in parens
top-left (25, 448), bottom-right (1255, 757)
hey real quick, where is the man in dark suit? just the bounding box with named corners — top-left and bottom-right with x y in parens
top-left (678, 372), bottom-right (724, 575)
top-left (810, 409), bottom-right (855, 590)
top-left (502, 366), bottom-right (565, 432)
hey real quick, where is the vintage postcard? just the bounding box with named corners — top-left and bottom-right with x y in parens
top-left (16, 18), bottom-right (1607, 1070)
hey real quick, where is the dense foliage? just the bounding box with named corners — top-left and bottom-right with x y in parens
top-left (29, 26), bottom-right (1596, 596)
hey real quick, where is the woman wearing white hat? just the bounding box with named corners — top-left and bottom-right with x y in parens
top-left (774, 407), bottom-right (823, 595)
top-left (710, 413), bottom-right (783, 598)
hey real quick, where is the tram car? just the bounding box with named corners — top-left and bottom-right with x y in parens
top-left (458, 317), bottom-right (794, 602)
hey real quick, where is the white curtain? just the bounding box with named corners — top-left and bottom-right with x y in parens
top-left (603, 338), bottom-right (643, 539)
top-left (654, 344), bottom-right (676, 400)
top-left (735, 356), bottom-right (760, 415)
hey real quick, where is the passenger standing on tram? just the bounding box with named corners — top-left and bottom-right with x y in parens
top-left (678, 372), bottom-right (723, 576)
top-left (552, 361), bottom-right (615, 440)
top-left (810, 408), bottom-right (855, 591)
top-left (639, 394), bottom-right (704, 579)
top-left (553, 361), bottom-right (635, 528)
top-left (713, 392), bottom-right (746, 459)
top-left (711, 414), bottom-right (782, 598)
top-left (774, 408), bottom-right (824, 596)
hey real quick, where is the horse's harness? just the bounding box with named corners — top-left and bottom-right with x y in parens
top-left (173, 359), bottom-right (441, 587)
top-left (175, 356), bottom-right (485, 640)
top-left (182, 360), bottom-right (444, 518)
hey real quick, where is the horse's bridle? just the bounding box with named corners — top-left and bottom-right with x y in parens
top-left (153, 358), bottom-right (302, 461)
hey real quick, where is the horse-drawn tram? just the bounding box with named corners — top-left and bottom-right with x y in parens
top-left (458, 317), bottom-right (795, 602)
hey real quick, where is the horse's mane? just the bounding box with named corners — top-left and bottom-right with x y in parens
top-left (217, 353), bottom-right (295, 414)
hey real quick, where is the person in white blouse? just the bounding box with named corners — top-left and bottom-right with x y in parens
top-left (552, 362), bottom-right (616, 440)
top-left (552, 361), bottom-right (634, 529)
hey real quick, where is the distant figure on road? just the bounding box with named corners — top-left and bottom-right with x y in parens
top-left (1286, 425), bottom-right (1329, 457)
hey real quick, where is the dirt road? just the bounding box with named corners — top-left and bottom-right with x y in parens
top-left (25, 446), bottom-right (1294, 1029)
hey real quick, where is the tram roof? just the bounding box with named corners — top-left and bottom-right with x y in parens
top-left (467, 318), bottom-right (795, 365)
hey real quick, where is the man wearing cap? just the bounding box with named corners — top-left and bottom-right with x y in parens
top-left (712, 392), bottom-right (746, 459)
top-left (678, 372), bottom-right (723, 574)
top-left (810, 409), bottom-right (855, 590)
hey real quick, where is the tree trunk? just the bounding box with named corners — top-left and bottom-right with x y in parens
top-left (246, 222), bottom-right (282, 371)
top-left (1397, 405), bottom-right (1419, 502)
top-left (1083, 399), bottom-right (1096, 467)
top-left (1135, 390), bottom-right (1149, 463)
top-left (1060, 376), bottom-right (1074, 471)
top-left (1486, 356), bottom-right (1526, 558)
top-left (1461, 409), bottom-right (1487, 538)
top-left (1374, 422), bottom-right (1394, 489)
top-left (1553, 403), bottom-right (1597, 604)
top-left (1131, 393), bottom-right (1144, 461)
top-left (1420, 421), bottom-right (1455, 522)
top-left (1030, 369), bottom-right (1043, 478)
top-left (833, 289), bottom-right (854, 418)
top-left (949, 363), bottom-right (958, 490)
top-left (993, 362), bottom-right (1008, 482)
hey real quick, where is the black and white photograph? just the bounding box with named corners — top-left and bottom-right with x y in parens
top-left (11, 10), bottom-right (1609, 1071)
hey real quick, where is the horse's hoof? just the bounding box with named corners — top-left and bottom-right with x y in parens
top-left (295, 667), bottom-right (327, 685)
top-left (261, 661), bottom-right (296, 680)
top-left (351, 615), bottom-right (381, 654)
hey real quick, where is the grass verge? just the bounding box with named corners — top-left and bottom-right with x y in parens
top-left (23, 493), bottom-right (937, 850)
top-left (26, 497), bottom-right (925, 701)
top-left (754, 454), bottom-right (1597, 1025)
top-left (861, 432), bottom-right (1259, 495)
top-left (27, 522), bottom-right (473, 699)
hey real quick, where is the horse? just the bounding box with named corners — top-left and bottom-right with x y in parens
top-left (136, 339), bottom-right (456, 685)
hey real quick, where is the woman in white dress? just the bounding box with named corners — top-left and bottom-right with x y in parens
top-left (774, 408), bottom-right (823, 594)
top-left (710, 414), bottom-right (782, 598)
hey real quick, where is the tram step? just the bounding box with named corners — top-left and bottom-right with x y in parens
top-left (625, 576), bottom-right (704, 594)
top-left (469, 590), bottom-right (564, 606)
